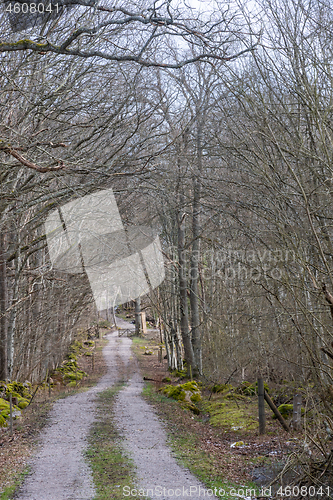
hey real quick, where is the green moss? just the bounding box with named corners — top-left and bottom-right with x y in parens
top-left (181, 402), bottom-right (200, 414)
top-left (55, 357), bottom-right (87, 385)
top-left (0, 398), bottom-right (10, 410)
top-left (202, 399), bottom-right (257, 431)
top-left (17, 398), bottom-right (29, 409)
top-left (277, 404), bottom-right (293, 418)
top-left (224, 393), bottom-right (246, 400)
top-left (162, 381), bottom-right (201, 405)
top-left (63, 370), bottom-right (86, 382)
top-left (162, 377), bottom-right (171, 383)
top-left (0, 414), bottom-right (7, 427)
top-left (238, 380), bottom-right (270, 396)
top-left (170, 368), bottom-right (187, 377)
top-left (67, 353), bottom-right (77, 361)
top-left (212, 383), bottom-right (232, 393)
top-left (163, 385), bottom-right (185, 401)
top-left (68, 341), bottom-right (84, 356)
top-left (190, 393), bottom-right (201, 403)
top-left (84, 340), bottom-right (95, 347)
top-left (181, 381), bottom-right (198, 391)
top-left (1, 381), bottom-right (32, 400)
top-left (274, 404), bottom-right (304, 419)
top-left (10, 391), bottom-right (21, 399)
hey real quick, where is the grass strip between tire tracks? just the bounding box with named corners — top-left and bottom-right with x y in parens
top-left (86, 383), bottom-right (144, 500)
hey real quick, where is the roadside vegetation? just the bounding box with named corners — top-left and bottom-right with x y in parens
top-left (131, 333), bottom-right (313, 497)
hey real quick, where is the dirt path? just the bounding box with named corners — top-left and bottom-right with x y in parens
top-left (16, 320), bottom-right (216, 500)
top-left (16, 333), bottom-right (120, 500)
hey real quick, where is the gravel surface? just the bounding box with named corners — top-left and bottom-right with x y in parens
top-left (114, 322), bottom-right (218, 500)
top-left (16, 332), bottom-right (120, 500)
top-left (16, 318), bottom-right (216, 500)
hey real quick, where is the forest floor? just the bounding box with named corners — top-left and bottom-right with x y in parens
top-left (0, 318), bottom-right (303, 499)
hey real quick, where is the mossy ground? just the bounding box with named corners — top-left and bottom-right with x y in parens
top-left (86, 385), bottom-right (142, 500)
top-left (201, 399), bottom-right (258, 432)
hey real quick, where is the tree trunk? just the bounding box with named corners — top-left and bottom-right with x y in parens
top-left (135, 297), bottom-right (142, 336)
top-left (177, 207), bottom-right (195, 373)
top-left (0, 232), bottom-right (8, 379)
top-left (190, 119), bottom-right (203, 375)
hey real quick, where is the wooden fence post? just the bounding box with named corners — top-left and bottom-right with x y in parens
top-left (258, 378), bottom-right (266, 435)
top-left (140, 311), bottom-right (147, 335)
top-left (264, 390), bottom-right (289, 432)
top-left (293, 394), bottom-right (302, 430)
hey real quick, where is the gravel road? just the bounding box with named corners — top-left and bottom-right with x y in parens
top-left (16, 319), bottom-right (216, 500)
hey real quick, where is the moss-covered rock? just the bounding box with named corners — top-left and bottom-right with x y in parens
top-left (162, 381), bottom-right (202, 403)
top-left (17, 398), bottom-right (29, 409)
top-left (83, 340), bottom-right (95, 347)
top-left (0, 380), bottom-right (32, 400)
top-left (224, 393), bottom-right (246, 401)
top-left (0, 399), bottom-right (22, 426)
top-left (67, 353), bottom-right (78, 361)
top-left (67, 381), bottom-right (77, 387)
top-left (181, 402), bottom-right (200, 414)
top-left (190, 392), bottom-right (201, 403)
top-left (277, 404), bottom-right (293, 418)
top-left (0, 398), bottom-right (10, 411)
top-left (202, 399), bottom-right (257, 432)
top-left (170, 368), bottom-right (187, 378)
top-left (274, 403), bottom-right (304, 420)
top-left (238, 380), bottom-right (270, 396)
top-left (212, 383), bottom-right (233, 394)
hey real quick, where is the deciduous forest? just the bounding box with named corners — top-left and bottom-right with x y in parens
top-left (1, 0), bottom-right (333, 496)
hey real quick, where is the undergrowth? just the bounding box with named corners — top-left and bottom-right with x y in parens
top-left (0, 466), bottom-right (30, 500)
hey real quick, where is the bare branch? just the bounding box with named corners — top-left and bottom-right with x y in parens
top-left (0, 142), bottom-right (67, 172)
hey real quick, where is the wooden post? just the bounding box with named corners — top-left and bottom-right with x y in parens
top-left (141, 311), bottom-right (147, 335)
top-left (112, 307), bottom-right (117, 329)
top-left (9, 393), bottom-right (13, 435)
top-left (258, 378), bottom-right (266, 435)
top-left (264, 390), bottom-right (289, 432)
top-left (135, 298), bottom-right (142, 336)
top-left (293, 394), bottom-right (302, 430)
